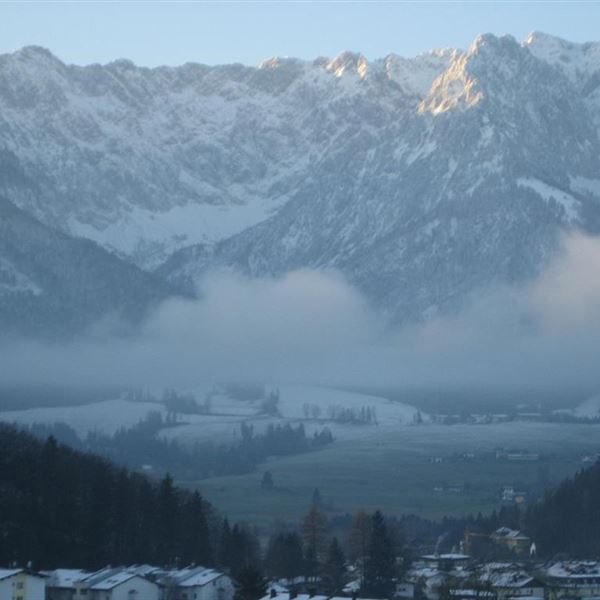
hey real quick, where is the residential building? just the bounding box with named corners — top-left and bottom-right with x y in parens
top-left (543, 561), bottom-right (600, 600)
top-left (43, 570), bottom-right (87, 600)
top-left (74, 569), bottom-right (160, 600)
top-left (490, 529), bottom-right (532, 556)
top-left (478, 563), bottom-right (544, 600)
top-left (0, 569), bottom-right (45, 600)
top-left (155, 567), bottom-right (234, 600)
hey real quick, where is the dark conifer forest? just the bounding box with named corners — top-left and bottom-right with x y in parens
top-left (2, 421), bottom-right (600, 582)
top-left (525, 460), bottom-right (600, 556)
top-left (0, 424), bottom-right (257, 571)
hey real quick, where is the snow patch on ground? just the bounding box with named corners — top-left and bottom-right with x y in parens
top-left (0, 257), bottom-right (41, 296)
top-left (0, 398), bottom-right (165, 436)
top-left (517, 177), bottom-right (580, 221)
top-left (69, 198), bottom-right (282, 269)
top-left (570, 175), bottom-right (600, 200)
top-left (160, 384), bottom-right (424, 446)
top-left (573, 395), bottom-right (600, 419)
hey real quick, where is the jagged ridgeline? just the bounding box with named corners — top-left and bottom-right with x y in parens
top-left (2, 33), bottom-right (600, 334)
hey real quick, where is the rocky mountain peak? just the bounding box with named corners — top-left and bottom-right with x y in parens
top-left (325, 51), bottom-right (369, 78)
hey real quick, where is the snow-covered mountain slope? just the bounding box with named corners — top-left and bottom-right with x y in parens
top-left (160, 33), bottom-right (600, 321)
top-left (0, 45), bottom-right (454, 268)
top-left (4, 33), bottom-right (600, 325)
top-left (0, 196), bottom-right (172, 337)
top-left (525, 32), bottom-right (600, 128)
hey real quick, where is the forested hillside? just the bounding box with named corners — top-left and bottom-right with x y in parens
top-left (525, 461), bottom-right (600, 557)
top-left (0, 196), bottom-right (173, 337)
top-left (0, 424), bottom-right (258, 571)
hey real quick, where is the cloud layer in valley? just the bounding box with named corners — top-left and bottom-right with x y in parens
top-left (2, 232), bottom-right (600, 393)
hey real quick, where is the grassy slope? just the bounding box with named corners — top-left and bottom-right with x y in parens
top-left (190, 421), bottom-right (600, 527)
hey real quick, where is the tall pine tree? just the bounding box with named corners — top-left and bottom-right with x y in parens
top-left (363, 511), bottom-right (396, 599)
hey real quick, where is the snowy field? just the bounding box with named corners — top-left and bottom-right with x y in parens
top-left (159, 384), bottom-right (424, 446)
top-left (573, 394), bottom-right (600, 418)
top-left (0, 384), bottom-right (423, 445)
top-left (0, 397), bottom-right (166, 436)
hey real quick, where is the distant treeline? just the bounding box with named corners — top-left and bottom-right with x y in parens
top-left (25, 413), bottom-right (334, 480)
top-left (302, 403), bottom-right (378, 425)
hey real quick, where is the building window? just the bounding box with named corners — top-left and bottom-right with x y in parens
top-left (16, 583), bottom-right (24, 590)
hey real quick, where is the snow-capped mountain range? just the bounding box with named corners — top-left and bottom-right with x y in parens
top-left (1, 32), bottom-right (600, 333)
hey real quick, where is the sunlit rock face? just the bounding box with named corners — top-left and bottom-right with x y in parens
top-left (3, 33), bottom-right (600, 324)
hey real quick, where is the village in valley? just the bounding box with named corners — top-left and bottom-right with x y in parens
top-left (3, 525), bottom-right (600, 600)
top-left (3, 542), bottom-right (600, 600)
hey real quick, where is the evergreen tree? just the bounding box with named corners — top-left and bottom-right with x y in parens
top-left (261, 471), bottom-right (274, 489)
top-left (312, 488), bottom-right (323, 508)
top-left (181, 491), bottom-right (212, 565)
top-left (347, 509), bottom-right (373, 588)
top-left (226, 524), bottom-right (261, 576)
top-left (234, 566), bottom-right (268, 600)
top-left (363, 511), bottom-right (396, 599)
top-left (323, 537), bottom-right (346, 593)
top-left (217, 519), bottom-right (232, 568)
top-left (265, 533), bottom-right (304, 580)
top-left (157, 473), bottom-right (180, 565)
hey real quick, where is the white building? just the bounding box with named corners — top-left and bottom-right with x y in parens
top-left (0, 569), bottom-right (45, 600)
top-left (43, 569), bottom-right (87, 600)
top-left (74, 569), bottom-right (160, 600)
top-left (156, 567), bottom-right (234, 600)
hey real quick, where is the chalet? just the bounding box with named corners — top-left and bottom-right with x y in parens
top-left (0, 569), bottom-right (45, 600)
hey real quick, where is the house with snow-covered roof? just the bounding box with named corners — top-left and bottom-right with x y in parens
top-left (477, 563), bottom-right (544, 600)
top-left (43, 569), bottom-right (87, 600)
top-left (73, 568), bottom-right (159, 600)
top-left (154, 567), bottom-right (233, 600)
top-left (543, 561), bottom-right (600, 600)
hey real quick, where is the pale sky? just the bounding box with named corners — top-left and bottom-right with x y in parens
top-left (1, 1), bottom-right (600, 67)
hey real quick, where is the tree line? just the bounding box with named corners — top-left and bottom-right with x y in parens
top-left (25, 413), bottom-right (334, 480)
